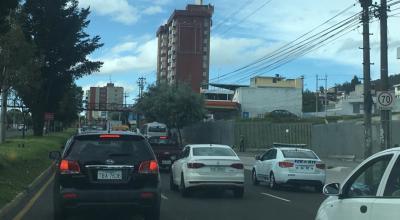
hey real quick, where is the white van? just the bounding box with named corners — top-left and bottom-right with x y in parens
top-left (141, 122), bottom-right (168, 138)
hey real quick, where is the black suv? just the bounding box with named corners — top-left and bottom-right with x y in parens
top-left (49, 132), bottom-right (161, 220)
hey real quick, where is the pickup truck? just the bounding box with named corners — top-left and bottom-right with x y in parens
top-left (147, 136), bottom-right (182, 170)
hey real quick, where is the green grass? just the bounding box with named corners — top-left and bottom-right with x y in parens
top-left (0, 129), bottom-right (75, 208)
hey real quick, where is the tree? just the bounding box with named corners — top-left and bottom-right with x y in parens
top-left (303, 89), bottom-right (322, 113)
top-left (55, 83), bottom-right (83, 127)
top-left (137, 83), bottom-right (205, 145)
top-left (18, 0), bottom-right (103, 136)
top-left (0, 0), bottom-right (18, 34)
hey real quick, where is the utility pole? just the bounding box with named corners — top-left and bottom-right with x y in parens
top-left (136, 77), bottom-right (146, 129)
top-left (360, 0), bottom-right (373, 158)
top-left (316, 75), bottom-right (319, 115)
top-left (378, 0), bottom-right (391, 149)
top-left (325, 74), bottom-right (328, 118)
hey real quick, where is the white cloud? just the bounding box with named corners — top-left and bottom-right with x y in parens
top-left (79, 0), bottom-right (139, 25)
top-left (97, 38), bottom-right (158, 74)
top-left (111, 42), bottom-right (138, 54)
top-left (143, 6), bottom-right (163, 15)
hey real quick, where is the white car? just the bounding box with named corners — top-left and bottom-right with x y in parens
top-left (316, 147), bottom-right (400, 220)
top-left (170, 144), bottom-right (245, 198)
top-left (252, 147), bottom-right (326, 191)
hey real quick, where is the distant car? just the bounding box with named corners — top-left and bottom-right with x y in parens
top-left (49, 132), bottom-right (161, 220)
top-left (170, 144), bottom-right (244, 198)
top-left (252, 146), bottom-right (326, 192)
top-left (316, 147), bottom-right (400, 220)
top-left (147, 136), bottom-right (182, 170)
top-left (268, 110), bottom-right (298, 119)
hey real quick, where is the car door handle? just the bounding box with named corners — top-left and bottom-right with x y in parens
top-left (360, 205), bottom-right (367, 213)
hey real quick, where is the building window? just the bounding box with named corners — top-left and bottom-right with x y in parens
top-left (203, 71), bottom-right (207, 77)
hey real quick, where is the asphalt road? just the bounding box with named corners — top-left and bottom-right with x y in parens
top-left (19, 171), bottom-right (326, 220)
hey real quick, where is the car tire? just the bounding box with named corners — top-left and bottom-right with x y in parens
top-left (252, 169), bottom-right (259, 186)
top-left (233, 187), bottom-right (244, 198)
top-left (180, 174), bottom-right (189, 197)
top-left (144, 205), bottom-right (160, 220)
top-left (314, 184), bottom-right (324, 193)
top-left (269, 172), bottom-right (279, 190)
top-left (170, 172), bottom-right (178, 191)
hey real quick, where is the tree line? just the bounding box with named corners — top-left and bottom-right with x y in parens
top-left (0, 0), bottom-right (102, 137)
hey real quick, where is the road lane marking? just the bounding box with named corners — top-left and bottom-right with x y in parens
top-left (261, 193), bottom-right (291, 203)
top-left (161, 194), bottom-right (168, 200)
top-left (13, 174), bottom-right (55, 220)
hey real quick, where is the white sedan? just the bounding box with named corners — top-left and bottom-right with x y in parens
top-left (252, 147), bottom-right (326, 192)
top-left (316, 147), bottom-right (400, 220)
top-left (170, 144), bottom-right (245, 198)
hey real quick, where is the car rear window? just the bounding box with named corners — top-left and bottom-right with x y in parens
top-left (66, 135), bottom-right (153, 162)
top-left (282, 150), bottom-right (318, 159)
top-left (148, 126), bottom-right (166, 132)
top-left (193, 147), bottom-right (236, 157)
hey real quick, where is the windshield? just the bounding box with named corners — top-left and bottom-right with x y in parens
top-left (193, 147), bottom-right (236, 157)
top-left (282, 150), bottom-right (318, 159)
top-left (4, 0), bottom-right (400, 220)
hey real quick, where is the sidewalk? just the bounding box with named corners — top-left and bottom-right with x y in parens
top-left (238, 151), bottom-right (361, 184)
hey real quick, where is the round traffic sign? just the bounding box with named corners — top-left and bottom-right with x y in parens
top-left (377, 92), bottom-right (394, 107)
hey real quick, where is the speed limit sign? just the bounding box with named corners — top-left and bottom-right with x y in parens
top-left (377, 91), bottom-right (395, 110)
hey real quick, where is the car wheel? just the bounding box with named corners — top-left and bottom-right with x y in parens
top-left (144, 205), bottom-right (160, 220)
top-left (170, 172), bottom-right (178, 191)
top-left (314, 184), bottom-right (324, 193)
top-left (180, 174), bottom-right (189, 197)
top-left (252, 169), bottom-right (259, 186)
top-left (269, 172), bottom-right (278, 190)
top-left (233, 187), bottom-right (244, 198)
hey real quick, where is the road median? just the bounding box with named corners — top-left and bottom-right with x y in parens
top-left (0, 129), bottom-right (74, 219)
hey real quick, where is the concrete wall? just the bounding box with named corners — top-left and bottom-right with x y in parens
top-left (181, 120), bottom-right (235, 146)
top-left (233, 87), bottom-right (302, 117)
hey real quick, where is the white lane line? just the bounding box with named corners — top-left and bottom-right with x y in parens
top-left (161, 194), bottom-right (169, 200)
top-left (261, 193), bottom-right (291, 203)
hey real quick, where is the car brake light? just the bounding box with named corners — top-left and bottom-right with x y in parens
top-left (63, 193), bottom-right (78, 199)
top-left (59, 160), bottom-right (80, 174)
top-left (230, 163), bottom-right (244, 169)
top-left (316, 163), bottom-right (326, 170)
top-left (99, 134), bottom-right (120, 138)
top-left (159, 136), bottom-right (168, 139)
top-left (139, 160), bottom-right (158, 174)
top-left (187, 162), bottom-right (205, 169)
top-left (278, 161), bottom-right (294, 168)
top-left (140, 192), bottom-right (154, 199)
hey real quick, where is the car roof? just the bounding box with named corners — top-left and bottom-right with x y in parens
top-left (75, 130), bottom-right (144, 138)
top-left (376, 147), bottom-right (400, 154)
top-left (188, 144), bottom-right (231, 149)
top-left (275, 147), bottom-right (314, 152)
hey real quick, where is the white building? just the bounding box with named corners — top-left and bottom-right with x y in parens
top-left (232, 76), bottom-right (303, 118)
top-left (86, 83), bottom-right (124, 120)
top-left (394, 84), bottom-right (400, 98)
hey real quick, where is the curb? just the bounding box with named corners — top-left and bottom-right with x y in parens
top-left (0, 163), bottom-right (54, 220)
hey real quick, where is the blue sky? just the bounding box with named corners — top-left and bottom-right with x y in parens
top-left (76, 0), bottom-right (400, 103)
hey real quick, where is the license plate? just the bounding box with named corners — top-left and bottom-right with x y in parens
top-left (295, 165), bottom-right (314, 171)
top-left (97, 170), bottom-right (122, 180)
top-left (162, 160), bottom-right (171, 165)
top-left (210, 167), bottom-right (225, 172)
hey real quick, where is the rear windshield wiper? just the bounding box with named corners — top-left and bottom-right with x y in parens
top-left (108, 153), bottom-right (132, 157)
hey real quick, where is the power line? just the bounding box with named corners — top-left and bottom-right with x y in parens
top-left (216, 0), bottom-right (273, 36)
top-left (221, 13), bottom-right (362, 82)
top-left (210, 3), bottom-right (358, 82)
top-left (212, 0), bottom-right (256, 32)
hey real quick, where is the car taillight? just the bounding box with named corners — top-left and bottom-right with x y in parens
top-left (59, 160), bottom-right (81, 174)
top-left (99, 134), bottom-right (120, 138)
top-left (278, 161), bottom-right (294, 168)
top-left (316, 163), bottom-right (326, 170)
top-left (187, 162), bottom-right (205, 169)
top-left (159, 136), bottom-right (168, 139)
top-left (139, 160), bottom-right (158, 174)
top-left (230, 163), bottom-right (244, 169)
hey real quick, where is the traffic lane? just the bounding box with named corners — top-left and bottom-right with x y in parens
top-left (160, 170), bottom-right (326, 220)
top-left (19, 170), bottom-right (325, 220)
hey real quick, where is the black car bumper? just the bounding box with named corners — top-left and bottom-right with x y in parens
top-left (58, 187), bottom-right (161, 211)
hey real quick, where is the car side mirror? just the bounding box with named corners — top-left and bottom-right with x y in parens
top-left (323, 183), bottom-right (341, 196)
top-left (255, 155), bottom-right (261, 160)
top-left (49, 151), bottom-right (61, 160)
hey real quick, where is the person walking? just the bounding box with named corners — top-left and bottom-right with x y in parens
top-left (239, 135), bottom-right (245, 152)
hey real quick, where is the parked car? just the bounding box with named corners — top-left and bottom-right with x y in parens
top-left (170, 144), bottom-right (244, 198)
top-left (316, 147), bottom-right (400, 220)
top-left (252, 145), bottom-right (326, 192)
top-left (49, 131), bottom-right (161, 220)
top-left (267, 110), bottom-right (298, 119)
top-left (147, 136), bottom-right (182, 170)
